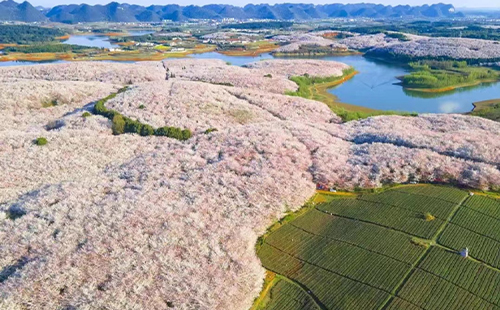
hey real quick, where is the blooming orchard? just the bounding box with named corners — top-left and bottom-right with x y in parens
top-left (0, 59), bottom-right (499, 310)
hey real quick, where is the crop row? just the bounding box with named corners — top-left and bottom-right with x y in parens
top-left (264, 224), bottom-right (411, 291)
top-left (386, 298), bottom-right (423, 310)
top-left (439, 224), bottom-right (500, 269)
top-left (463, 195), bottom-right (500, 220)
top-left (452, 207), bottom-right (500, 242)
top-left (264, 279), bottom-right (319, 310)
top-left (359, 190), bottom-right (458, 219)
top-left (291, 209), bottom-right (425, 264)
top-left (394, 185), bottom-right (468, 204)
top-left (419, 247), bottom-right (500, 306)
top-left (316, 198), bottom-right (443, 239)
top-left (398, 269), bottom-right (500, 310)
top-left (258, 243), bottom-right (390, 309)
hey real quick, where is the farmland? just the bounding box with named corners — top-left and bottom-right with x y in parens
top-left (256, 185), bottom-right (500, 310)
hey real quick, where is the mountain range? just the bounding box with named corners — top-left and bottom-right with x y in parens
top-left (0, 1), bottom-right (464, 23)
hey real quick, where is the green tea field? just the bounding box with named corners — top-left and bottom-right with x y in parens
top-left (255, 185), bottom-right (500, 310)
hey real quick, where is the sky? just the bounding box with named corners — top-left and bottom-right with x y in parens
top-left (26, 0), bottom-right (500, 9)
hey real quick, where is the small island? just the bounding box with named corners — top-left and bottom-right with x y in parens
top-left (399, 60), bottom-right (500, 93)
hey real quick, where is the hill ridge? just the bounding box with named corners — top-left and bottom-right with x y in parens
top-left (0, 1), bottom-right (463, 23)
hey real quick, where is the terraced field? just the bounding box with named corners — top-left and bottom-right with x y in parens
top-left (255, 185), bottom-right (500, 310)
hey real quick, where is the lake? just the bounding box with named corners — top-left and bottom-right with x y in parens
top-left (1, 49), bottom-right (498, 113)
top-left (190, 53), bottom-right (499, 114)
top-left (62, 30), bottom-right (155, 49)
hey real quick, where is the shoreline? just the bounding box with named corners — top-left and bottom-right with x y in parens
top-left (472, 98), bottom-right (500, 112)
top-left (273, 51), bottom-right (361, 57)
top-left (402, 79), bottom-right (500, 94)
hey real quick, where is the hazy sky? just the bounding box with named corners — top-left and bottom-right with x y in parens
top-left (27, 0), bottom-right (500, 9)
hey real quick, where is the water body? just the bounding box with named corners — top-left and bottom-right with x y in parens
top-left (189, 51), bottom-right (274, 67)
top-left (321, 55), bottom-right (500, 114)
top-left (191, 53), bottom-right (499, 113)
top-left (62, 30), bottom-right (155, 49)
top-left (1, 48), bottom-right (497, 113)
top-left (62, 34), bottom-right (119, 49)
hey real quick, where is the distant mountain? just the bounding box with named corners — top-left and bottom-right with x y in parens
top-left (0, 1), bottom-right (464, 23)
top-left (0, 0), bottom-right (47, 22)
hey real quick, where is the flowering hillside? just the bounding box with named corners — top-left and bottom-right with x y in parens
top-left (1, 59), bottom-right (499, 310)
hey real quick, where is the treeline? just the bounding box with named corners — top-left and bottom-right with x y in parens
top-left (221, 21), bottom-right (293, 30)
top-left (0, 25), bottom-right (65, 44)
top-left (3, 44), bottom-right (94, 54)
top-left (347, 22), bottom-right (500, 41)
top-left (94, 88), bottom-right (192, 141)
top-left (409, 60), bottom-right (467, 71)
top-left (366, 49), bottom-right (500, 66)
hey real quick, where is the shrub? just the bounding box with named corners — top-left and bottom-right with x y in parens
top-left (204, 128), bottom-right (218, 134)
top-left (181, 129), bottom-right (192, 141)
top-left (94, 87), bottom-right (191, 141)
top-left (82, 112), bottom-right (92, 118)
top-left (111, 115), bottom-right (125, 135)
top-left (264, 74), bottom-right (273, 78)
top-left (124, 118), bottom-right (143, 134)
top-left (35, 137), bottom-right (48, 146)
top-left (138, 105), bottom-right (145, 109)
top-left (424, 212), bottom-right (436, 222)
top-left (140, 124), bottom-right (155, 136)
top-left (155, 127), bottom-right (192, 140)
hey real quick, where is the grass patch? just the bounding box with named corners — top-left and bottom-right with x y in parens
top-left (469, 98), bottom-right (500, 122)
top-left (424, 212), bottom-right (436, 222)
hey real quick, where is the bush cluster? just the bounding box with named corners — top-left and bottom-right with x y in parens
top-left (94, 88), bottom-right (192, 141)
top-left (34, 137), bottom-right (48, 146)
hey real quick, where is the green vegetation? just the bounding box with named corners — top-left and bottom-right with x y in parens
top-left (221, 21), bottom-right (293, 30)
top-left (0, 25), bottom-right (66, 44)
top-left (255, 278), bottom-right (319, 310)
top-left (470, 99), bottom-right (500, 122)
top-left (385, 32), bottom-right (410, 41)
top-left (204, 128), bottom-right (218, 134)
top-left (34, 137), bottom-right (48, 146)
top-left (285, 69), bottom-right (417, 122)
top-left (285, 69), bottom-right (357, 100)
top-left (255, 185), bottom-right (500, 310)
top-left (82, 112), bottom-right (92, 118)
top-left (334, 109), bottom-right (418, 122)
top-left (3, 44), bottom-right (95, 54)
top-left (401, 60), bottom-right (500, 91)
top-left (347, 21), bottom-right (500, 41)
top-left (93, 88), bottom-right (192, 141)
